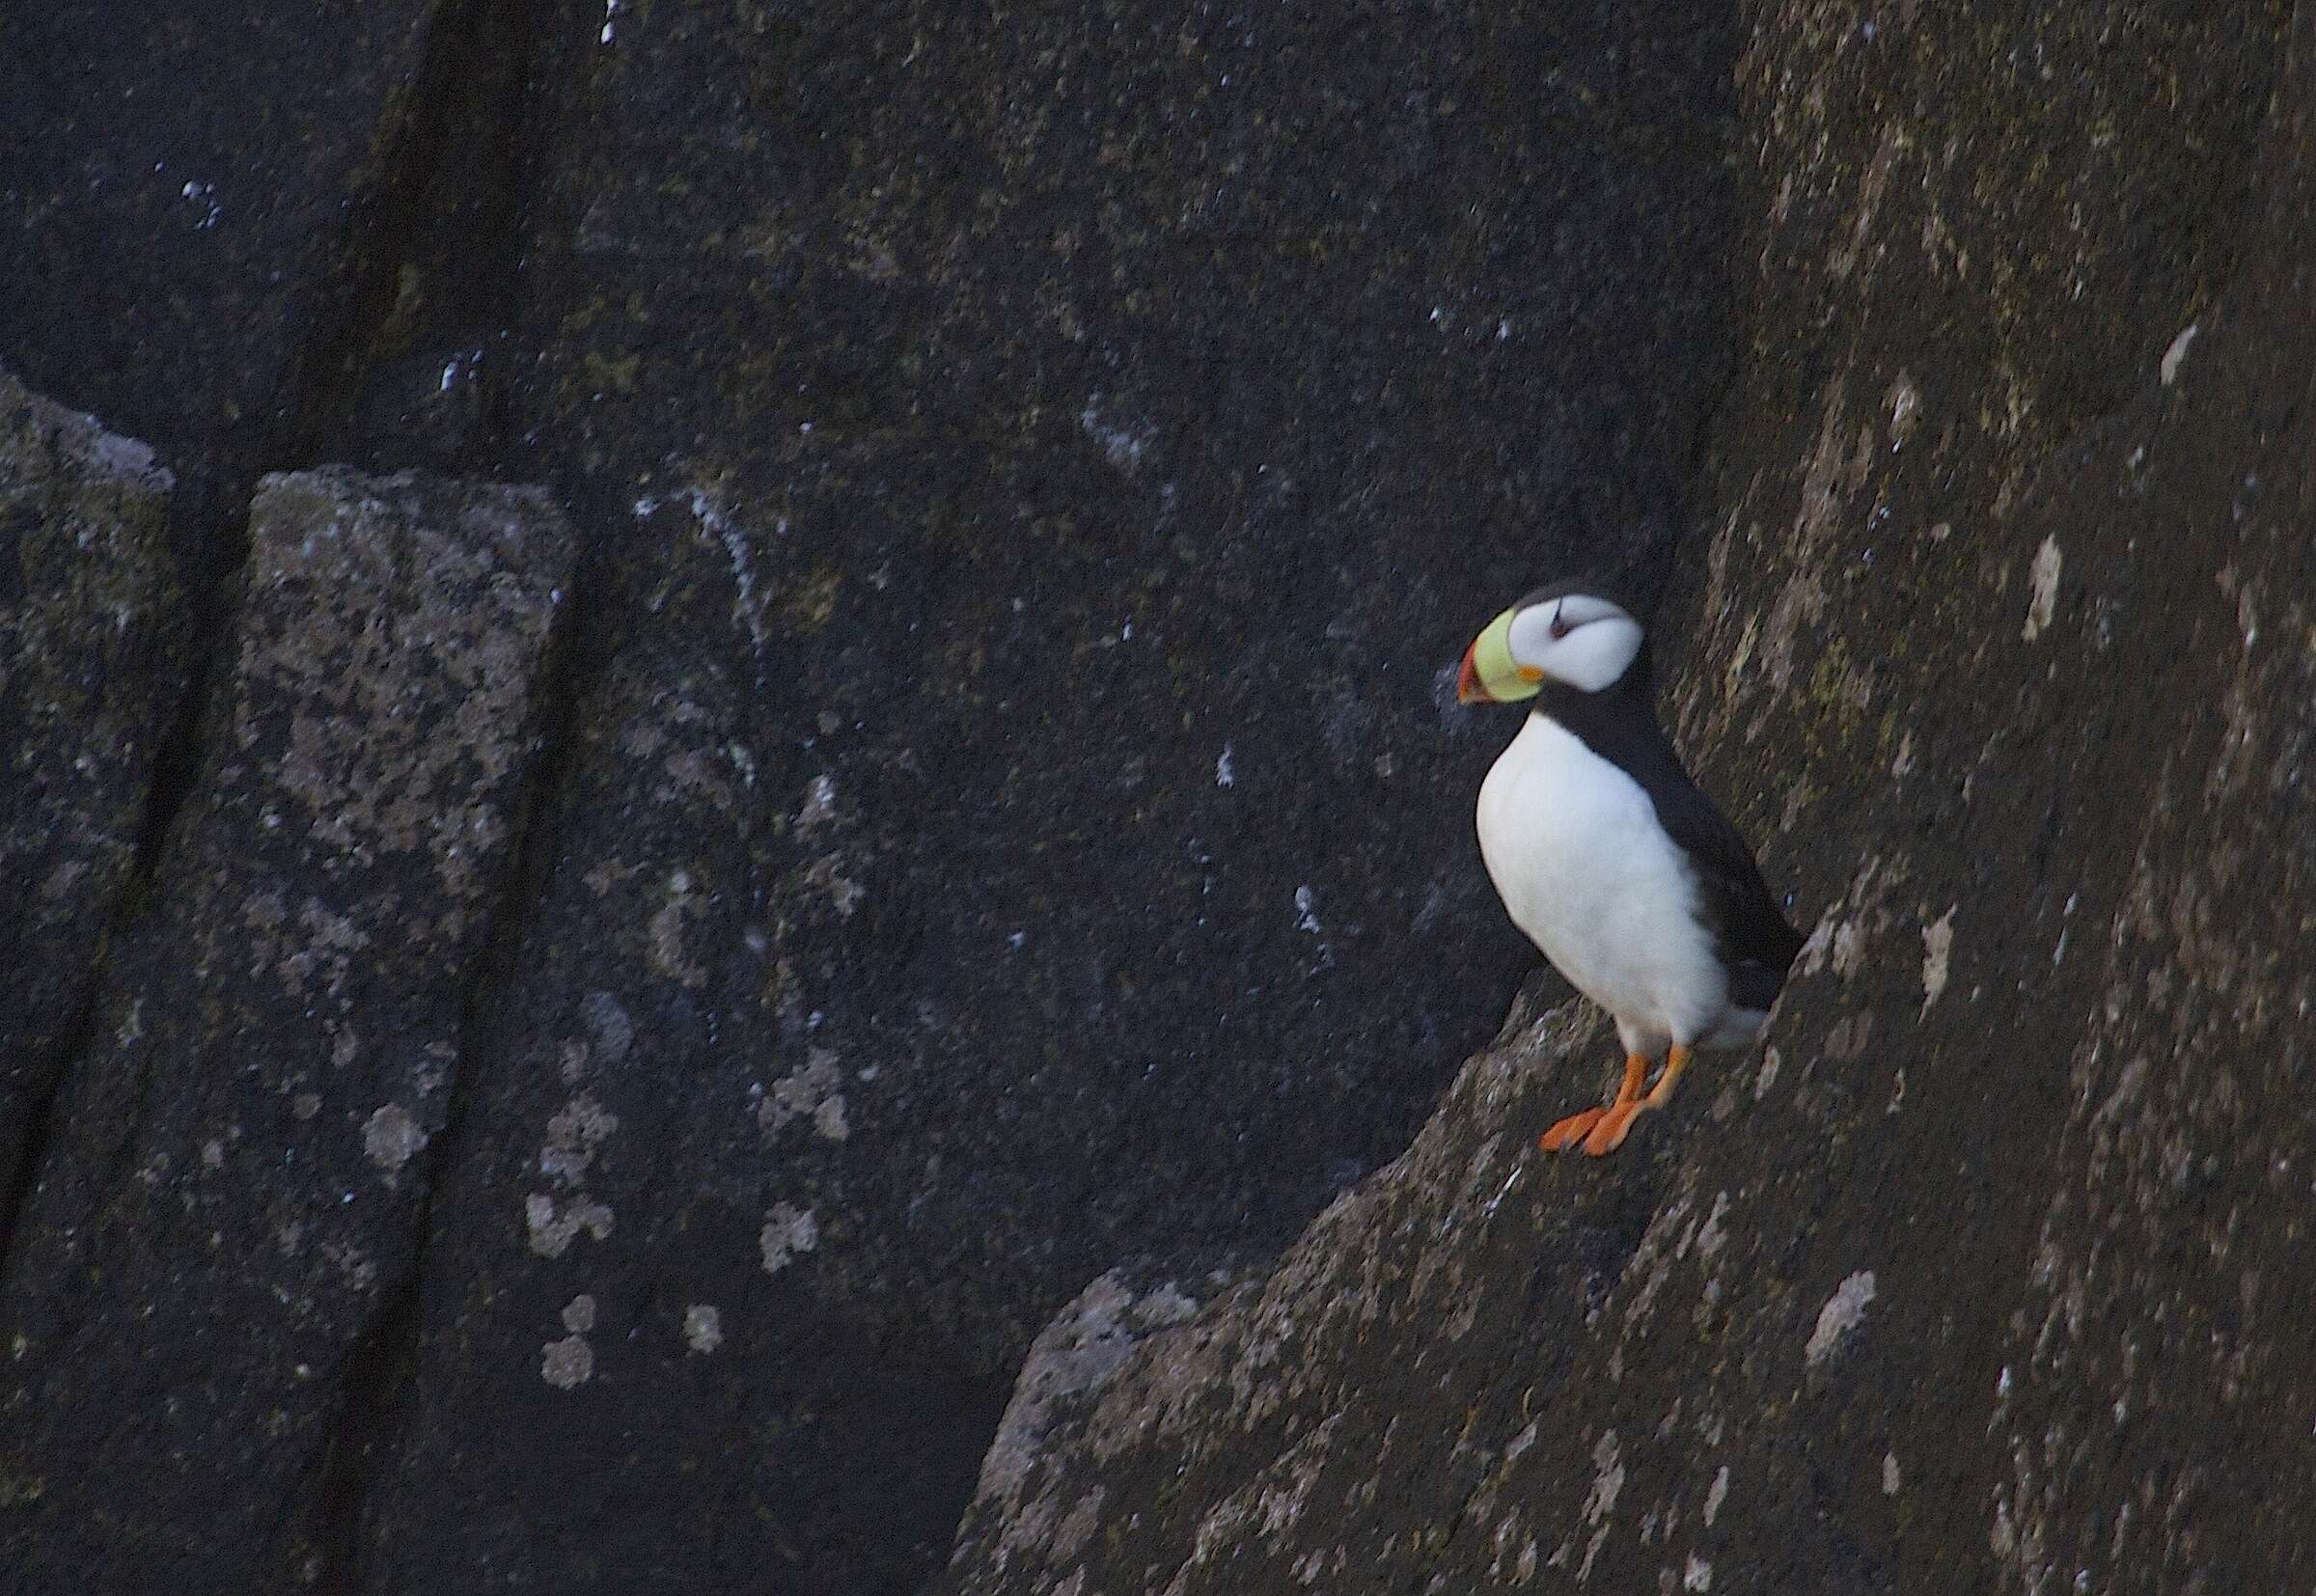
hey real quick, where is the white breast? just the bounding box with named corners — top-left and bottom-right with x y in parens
top-left (1475, 713), bottom-right (1733, 1058)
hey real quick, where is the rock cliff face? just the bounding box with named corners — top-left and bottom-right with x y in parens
top-left (943, 4), bottom-right (2315, 1594)
top-left (2, 3), bottom-right (1728, 1592)
top-left (4, 0), bottom-right (2307, 1592)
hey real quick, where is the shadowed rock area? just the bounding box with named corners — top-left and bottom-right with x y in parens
top-left (943, 4), bottom-right (2313, 1593)
top-left (3, 2), bottom-right (1734, 1588)
top-left (4, 0), bottom-right (2307, 1591)
top-left (0, 370), bottom-right (187, 1212)
top-left (0, 1), bottom-right (465, 563)
top-left (347, 7), bottom-right (1738, 1592)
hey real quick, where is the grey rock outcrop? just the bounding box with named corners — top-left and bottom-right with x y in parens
top-left (942, 5), bottom-right (2316, 1594)
top-left (0, 468), bottom-right (574, 1591)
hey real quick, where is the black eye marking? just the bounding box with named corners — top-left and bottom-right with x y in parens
top-left (1548, 601), bottom-right (1573, 642)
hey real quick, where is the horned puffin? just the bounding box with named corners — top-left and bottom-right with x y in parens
top-left (1456, 581), bottom-right (1803, 1156)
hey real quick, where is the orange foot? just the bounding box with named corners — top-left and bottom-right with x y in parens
top-left (1581, 1098), bottom-right (1647, 1156)
top-left (1538, 1106), bottom-right (1607, 1152)
top-left (1542, 1045), bottom-right (1694, 1158)
top-left (1539, 1051), bottom-right (1647, 1154)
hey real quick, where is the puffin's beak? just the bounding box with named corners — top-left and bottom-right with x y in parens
top-left (1457, 643), bottom-right (1490, 704)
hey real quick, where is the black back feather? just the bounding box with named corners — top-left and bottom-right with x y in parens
top-left (1534, 673), bottom-right (1804, 1007)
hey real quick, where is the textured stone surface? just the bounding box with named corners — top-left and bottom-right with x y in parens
top-left (942, 5), bottom-right (2313, 1594)
top-left (345, 7), bottom-right (1738, 1590)
top-left (0, 368), bottom-right (186, 1208)
top-left (504, 0), bottom-right (1730, 1258)
top-left (16, 0), bottom-right (2300, 1589)
top-left (0, 469), bottom-right (574, 1590)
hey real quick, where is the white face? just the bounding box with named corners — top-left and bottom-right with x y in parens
top-left (1505, 592), bottom-right (1643, 692)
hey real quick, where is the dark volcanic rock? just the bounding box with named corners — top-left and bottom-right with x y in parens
top-left (507, 4), bottom-right (1733, 1252)
top-left (7, 0), bottom-right (2304, 1589)
top-left (0, 469), bottom-right (574, 1591)
top-left (341, 6), bottom-right (1739, 1588)
top-left (0, 370), bottom-right (187, 1211)
top-left (943, 5), bottom-right (2313, 1595)
top-left (0, 1), bottom-right (447, 507)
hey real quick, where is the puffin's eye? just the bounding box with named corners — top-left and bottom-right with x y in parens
top-left (1548, 604), bottom-right (1573, 641)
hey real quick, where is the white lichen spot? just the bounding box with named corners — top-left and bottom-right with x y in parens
top-left (1884, 1452), bottom-right (1902, 1495)
top-left (2231, 575), bottom-right (2258, 650)
top-left (1696, 1191), bottom-right (1731, 1261)
top-left (760, 1049), bottom-right (851, 1142)
top-left (1806, 1271), bottom-right (1877, 1365)
top-left (1832, 917), bottom-right (1868, 978)
top-left (1293, 886), bottom-right (1322, 934)
top-left (179, 179), bottom-right (222, 229)
top-left (1685, 1555), bottom-right (1714, 1591)
top-left (805, 855), bottom-right (864, 918)
top-left (1887, 371), bottom-right (1919, 450)
top-left (684, 1304), bottom-right (724, 1355)
top-left (541, 1334), bottom-right (593, 1388)
top-left (796, 774), bottom-right (839, 835)
top-left (1920, 907), bottom-right (1957, 1017)
top-left (2160, 322), bottom-right (2197, 385)
top-left (1753, 1046), bottom-right (1781, 1101)
top-left (684, 488), bottom-right (773, 652)
top-left (562, 1294), bottom-right (596, 1334)
top-left (525, 1193), bottom-right (615, 1257)
top-left (362, 1103), bottom-right (427, 1174)
top-left (648, 868), bottom-right (709, 987)
top-left (579, 990), bottom-right (633, 1065)
top-left (541, 1093), bottom-right (619, 1185)
top-left (760, 1201), bottom-right (820, 1274)
top-left (1576, 1429), bottom-right (1623, 1582)
top-left (2023, 537), bottom-right (2062, 641)
top-left (1704, 1464), bottom-right (1729, 1527)
top-left (1216, 743), bottom-right (1235, 787)
top-left (1582, 1429), bottom-right (1624, 1527)
top-left (1079, 396), bottom-right (1154, 473)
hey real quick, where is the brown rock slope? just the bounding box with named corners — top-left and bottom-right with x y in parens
top-left (944, 6), bottom-right (2316, 1594)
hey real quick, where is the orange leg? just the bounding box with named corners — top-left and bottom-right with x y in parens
top-left (1580, 1044), bottom-right (1691, 1156)
top-left (1539, 1051), bottom-right (1648, 1152)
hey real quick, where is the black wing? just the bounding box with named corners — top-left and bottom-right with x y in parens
top-left (1543, 688), bottom-right (1804, 1009)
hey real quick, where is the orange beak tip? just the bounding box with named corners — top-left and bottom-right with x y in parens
top-left (1456, 645), bottom-right (1488, 705)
